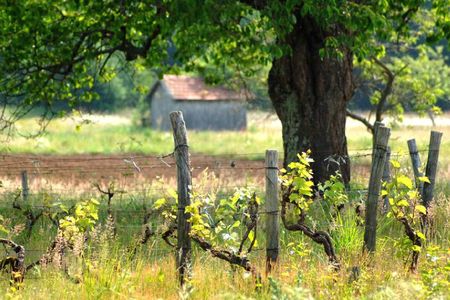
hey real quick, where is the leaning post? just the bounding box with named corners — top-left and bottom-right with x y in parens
top-left (21, 170), bottom-right (29, 202)
top-left (372, 121), bottom-right (385, 153)
top-left (170, 111), bottom-right (192, 287)
top-left (364, 126), bottom-right (391, 253)
top-left (265, 150), bottom-right (280, 274)
top-left (382, 147), bottom-right (391, 212)
top-left (422, 131), bottom-right (443, 209)
top-left (407, 139), bottom-right (424, 194)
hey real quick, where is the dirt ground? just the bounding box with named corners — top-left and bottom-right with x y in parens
top-left (0, 153), bottom-right (376, 196)
top-left (0, 153), bottom-right (268, 192)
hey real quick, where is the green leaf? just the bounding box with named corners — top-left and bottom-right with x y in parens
top-left (415, 205), bottom-right (427, 215)
top-left (231, 220), bottom-right (241, 228)
top-left (396, 199), bottom-right (409, 207)
top-left (416, 231), bottom-right (426, 241)
top-left (0, 224), bottom-right (8, 235)
top-left (411, 245), bottom-right (422, 252)
top-left (418, 176), bottom-right (431, 183)
top-left (389, 197), bottom-right (395, 205)
top-left (407, 190), bottom-right (419, 200)
top-left (390, 160), bottom-right (401, 169)
top-left (90, 199), bottom-right (100, 205)
top-left (168, 189), bottom-right (178, 200)
top-left (396, 175), bottom-right (413, 189)
top-left (248, 230), bottom-right (255, 242)
top-left (89, 212), bottom-right (98, 220)
top-left (153, 198), bottom-right (166, 210)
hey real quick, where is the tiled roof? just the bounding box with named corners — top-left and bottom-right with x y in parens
top-left (161, 75), bottom-right (248, 101)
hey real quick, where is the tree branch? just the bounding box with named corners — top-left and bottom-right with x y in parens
top-left (281, 191), bottom-right (340, 269)
top-left (0, 239), bottom-right (25, 283)
top-left (191, 235), bottom-right (261, 281)
top-left (398, 217), bottom-right (421, 272)
top-left (346, 109), bottom-right (374, 133)
top-left (161, 224), bottom-right (177, 248)
top-left (238, 193), bottom-right (258, 255)
top-left (12, 194), bottom-right (44, 238)
top-left (373, 57), bottom-right (395, 122)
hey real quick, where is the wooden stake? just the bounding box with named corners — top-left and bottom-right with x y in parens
top-left (21, 170), bottom-right (29, 202)
top-left (422, 131), bottom-right (443, 208)
top-left (372, 121), bottom-right (385, 153)
top-left (170, 111), bottom-right (192, 287)
top-left (407, 139), bottom-right (424, 194)
top-left (265, 150), bottom-right (279, 274)
top-left (364, 126), bottom-right (390, 253)
top-left (382, 147), bottom-right (391, 212)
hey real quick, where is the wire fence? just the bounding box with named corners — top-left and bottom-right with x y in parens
top-left (0, 146), bottom-right (426, 214)
top-left (0, 145), bottom-right (437, 284)
top-left (0, 148), bottom-right (429, 176)
top-left (0, 146), bottom-right (429, 210)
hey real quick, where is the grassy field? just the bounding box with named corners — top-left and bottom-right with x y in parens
top-left (0, 111), bottom-right (449, 299)
top-left (2, 111), bottom-right (449, 160)
top-left (1, 112), bottom-right (283, 158)
top-left (2, 110), bottom-right (449, 184)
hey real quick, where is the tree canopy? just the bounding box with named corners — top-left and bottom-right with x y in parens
top-left (0, 0), bottom-right (449, 180)
top-left (0, 1), bottom-right (448, 124)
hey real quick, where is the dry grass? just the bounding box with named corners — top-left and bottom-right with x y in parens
top-left (9, 239), bottom-right (447, 299)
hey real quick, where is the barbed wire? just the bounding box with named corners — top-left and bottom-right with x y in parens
top-left (0, 143), bottom-right (437, 284)
top-left (0, 148), bottom-right (431, 171)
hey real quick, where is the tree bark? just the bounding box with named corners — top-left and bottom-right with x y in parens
top-left (268, 18), bottom-right (353, 184)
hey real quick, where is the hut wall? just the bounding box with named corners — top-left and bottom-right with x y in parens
top-left (150, 86), bottom-right (247, 131)
top-left (174, 100), bottom-right (246, 131)
top-left (150, 84), bottom-right (175, 131)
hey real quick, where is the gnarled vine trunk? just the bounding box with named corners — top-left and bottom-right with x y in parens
top-left (268, 18), bottom-right (353, 184)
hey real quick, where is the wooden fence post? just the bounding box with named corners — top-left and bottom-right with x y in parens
top-left (422, 131), bottom-right (443, 209)
top-left (372, 121), bottom-right (385, 152)
top-left (364, 126), bottom-right (390, 253)
top-left (407, 139), bottom-right (424, 194)
top-left (265, 150), bottom-right (279, 274)
top-left (170, 111), bottom-right (192, 287)
top-left (382, 147), bottom-right (391, 212)
top-left (21, 170), bottom-right (29, 202)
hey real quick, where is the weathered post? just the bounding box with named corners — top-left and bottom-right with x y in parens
top-left (170, 111), bottom-right (192, 287)
top-left (372, 121), bottom-right (385, 152)
top-left (21, 170), bottom-right (29, 202)
top-left (265, 150), bottom-right (279, 274)
top-left (364, 126), bottom-right (391, 253)
top-left (382, 147), bottom-right (391, 212)
top-left (407, 139), bottom-right (424, 194)
top-left (422, 131), bottom-right (443, 209)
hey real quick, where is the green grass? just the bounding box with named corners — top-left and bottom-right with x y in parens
top-left (2, 112), bottom-right (449, 162)
top-left (0, 112), bottom-right (282, 158)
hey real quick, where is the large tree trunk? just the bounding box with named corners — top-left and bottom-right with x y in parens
top-left (268, 18), bottom-right (353, 184)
